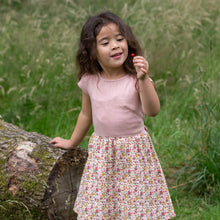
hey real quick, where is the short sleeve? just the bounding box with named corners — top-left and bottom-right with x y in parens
top-left (78, 75), bottom-right (89, 94)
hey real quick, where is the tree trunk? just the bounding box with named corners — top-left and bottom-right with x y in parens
top-left (0, 118), bottom-right (88, 219)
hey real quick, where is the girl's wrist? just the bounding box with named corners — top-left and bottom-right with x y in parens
top-left (137, 72), bottom-right (149, 80)
top-left (138, 74), bottom-right (154, 85)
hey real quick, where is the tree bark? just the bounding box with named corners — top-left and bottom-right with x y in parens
top-left (0, 118), bottom-right (88, 219)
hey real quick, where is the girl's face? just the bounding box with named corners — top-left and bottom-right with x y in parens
top-left (96, 23), bottom-right (128, 74)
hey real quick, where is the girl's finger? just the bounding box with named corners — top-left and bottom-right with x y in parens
top-left (50, 139), bottom-right (56, 144)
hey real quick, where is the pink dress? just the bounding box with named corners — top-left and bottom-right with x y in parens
top-left (74, 74), bottom-right (176, 219)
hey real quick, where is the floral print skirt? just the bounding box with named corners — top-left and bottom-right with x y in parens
top-left (74, 130), bottom-right (176, 219)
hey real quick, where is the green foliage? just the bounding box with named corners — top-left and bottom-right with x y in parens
top-left (178, 101), bottom-right (220, 197)
top-left (0, 0), bottom-right (220, 218)
top-left (175, 59), bottom-right (220, 199)
top-left (0, 199), bottom-right (31, 219)
top-left (0, 199), bottom-right (48, 219)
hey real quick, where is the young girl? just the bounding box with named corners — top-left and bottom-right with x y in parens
top-left (51, 11), bottom-right (176, 219)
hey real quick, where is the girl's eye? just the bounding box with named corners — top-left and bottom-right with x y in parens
top-left (101, 42), bottom-right (108, 46)
top-left (117, 38), bottom-right (124, 42)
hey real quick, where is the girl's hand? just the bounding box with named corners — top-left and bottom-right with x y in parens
top-left (133, 56), bottom-right (149, 79)
top-left (50, 137), bottom-right (74, 150)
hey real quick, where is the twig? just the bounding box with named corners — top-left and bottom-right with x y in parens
top-left (170, 178), bottom-right (197, 189)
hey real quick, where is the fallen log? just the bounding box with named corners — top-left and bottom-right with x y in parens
top-left (0, 118), bottom-right (88, 219)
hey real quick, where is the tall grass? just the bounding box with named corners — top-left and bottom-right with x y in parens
top-left (0, 0), bottom-right (220, 218)
top-left (177, 76), bottom-right (220, 198)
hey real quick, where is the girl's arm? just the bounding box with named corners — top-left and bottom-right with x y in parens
top-left (133, 56), bottom-right (160, 117)
top-left (50, 92), bottom-right (92, 149)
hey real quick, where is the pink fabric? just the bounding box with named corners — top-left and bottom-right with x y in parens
top-left (78, 74), bottom-right (145, 137)
top-left (74, 131), bottom-right (176, 219)
top-left (75, 73), bottom-right (176, 219)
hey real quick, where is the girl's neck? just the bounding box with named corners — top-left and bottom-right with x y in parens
top-left (100, 69), bottom-right (127, 80)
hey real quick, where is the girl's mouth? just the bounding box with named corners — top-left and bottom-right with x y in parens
top-left (111, 52), bottom-right (122, 58)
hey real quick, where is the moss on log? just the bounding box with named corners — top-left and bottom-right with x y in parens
top-left (0, 118), bottom-right (88, 219)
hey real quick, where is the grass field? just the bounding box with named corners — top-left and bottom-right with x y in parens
top-left (0, 0), bottom-right (219, 219)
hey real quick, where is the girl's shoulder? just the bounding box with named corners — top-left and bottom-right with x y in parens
top-left (78, 73), bottom-right (99, 94)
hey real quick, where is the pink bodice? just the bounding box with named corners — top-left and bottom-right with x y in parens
top-left (78, 74), bottom-right (145, 137)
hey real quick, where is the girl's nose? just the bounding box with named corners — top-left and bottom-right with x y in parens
top-left (111, 40), bottom-right (119, 49)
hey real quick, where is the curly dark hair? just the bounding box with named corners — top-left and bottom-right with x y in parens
top-left (76, 11), bottom-right (142, 80)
